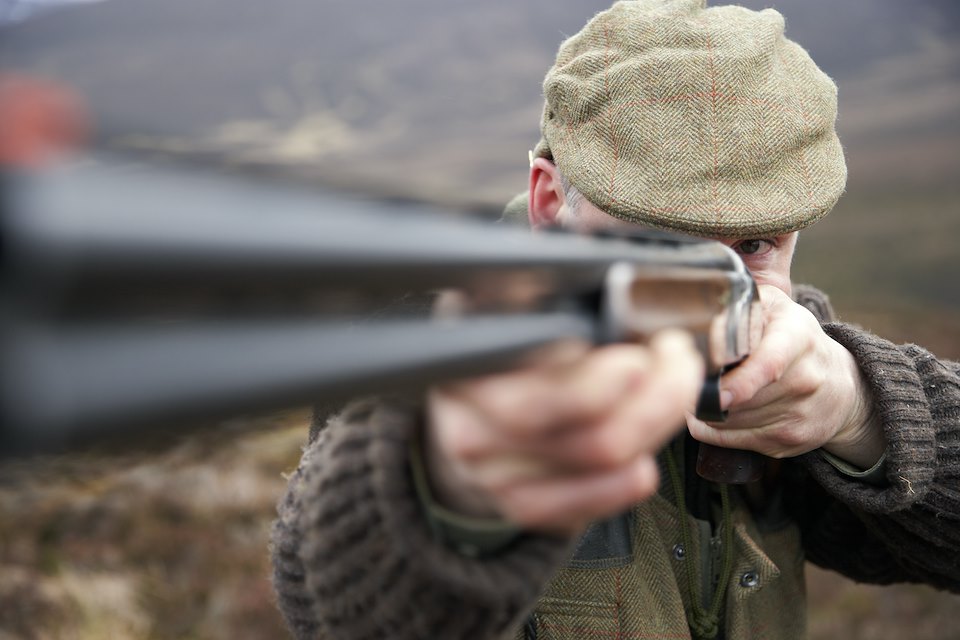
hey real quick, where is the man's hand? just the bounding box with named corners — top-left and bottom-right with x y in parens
top-left (686, 285), bottom-right (885, 469)
top-left (423, 330), bottom-right (704, 537)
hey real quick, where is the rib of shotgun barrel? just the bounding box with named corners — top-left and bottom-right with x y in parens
top-left (0, 155), bottom-right (764, 482)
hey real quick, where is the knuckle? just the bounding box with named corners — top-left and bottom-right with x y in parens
top-left (484, 392), bottom-right (551, 436)
top-left (587, 426), bottom-right (631, 468)
top-left (575, 350), bottom-right (645, 402)
top-left (562, 387), bottom-right (608, 421)
top-left (761, 356), bottom-right (786, 383)
top-left (482, 387), bottom-right (527, 422)
top-left (772, 420), bottom-right (808, 449)
top-left (430, 404), bottom-right (491, 461)
top-left (798, 305), bottom-right (820, 329)
top-left (788, 364), bottom-right (823, 397)
top-left (627, 463), bottom-right (659, 501)
top-left (444, 429), bottom-right (484, 461)
top-left (431, 423), bottom-right (471, 461)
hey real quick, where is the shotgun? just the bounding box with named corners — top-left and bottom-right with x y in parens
top-left (0, 154), bottom-right (765, 482)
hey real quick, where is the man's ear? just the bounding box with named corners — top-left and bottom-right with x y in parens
top-left (528, 157), bottom-right (565, 229)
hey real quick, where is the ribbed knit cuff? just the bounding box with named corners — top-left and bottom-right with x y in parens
top-left (283, 398), bottom-right (571, 639)
top-left (801, 323), bottom-right (936, 514)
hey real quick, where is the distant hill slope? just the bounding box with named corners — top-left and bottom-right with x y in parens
top-left (2, 0), bottom-right (957, 201)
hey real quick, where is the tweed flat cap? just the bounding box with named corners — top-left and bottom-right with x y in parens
top-left (534, 0), bottom-right (846, 238)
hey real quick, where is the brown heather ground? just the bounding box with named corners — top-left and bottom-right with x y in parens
top-left (3, 410), bottom-right (959, 639)
top-left (0, 413), bottom-right (306, 640)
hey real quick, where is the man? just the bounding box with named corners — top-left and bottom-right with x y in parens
top-left (270, 1), bottom-right (960, 638)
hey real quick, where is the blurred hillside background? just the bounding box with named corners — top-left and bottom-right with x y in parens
top-left (1, 0), bottom-right (958, 638)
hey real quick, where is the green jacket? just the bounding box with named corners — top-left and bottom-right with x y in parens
top-left (518, 452), bottom-right (805, 640)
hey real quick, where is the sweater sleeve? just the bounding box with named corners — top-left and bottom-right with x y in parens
top-left (793, 322), bottom-right (960, 592)
top-left (270, 397), bottom-right (572, 640)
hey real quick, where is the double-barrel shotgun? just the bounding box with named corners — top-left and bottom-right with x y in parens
top-left (0, 155), bottom-right (764, 482)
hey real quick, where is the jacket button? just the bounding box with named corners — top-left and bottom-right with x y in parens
top-left (672, 544), bottom-right (686, 560)
top-left (739, 571), bottom-right (760, 588)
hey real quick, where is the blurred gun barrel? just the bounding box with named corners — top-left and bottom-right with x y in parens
top-left (3, 157), bottom-right (735, 309)
top-left (1, 156), bottom-right (758, 466)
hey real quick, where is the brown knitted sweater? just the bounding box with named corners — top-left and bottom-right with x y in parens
top-left (270, 286), bottom-right (960, 639)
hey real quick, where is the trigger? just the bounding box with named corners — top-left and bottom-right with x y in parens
top-left (696, 373), bottom-right (726, 422)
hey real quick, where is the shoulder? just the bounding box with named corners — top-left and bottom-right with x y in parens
top-left (792, 284), bottom-right (836, 323)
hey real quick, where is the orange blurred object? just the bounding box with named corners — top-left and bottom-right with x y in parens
top-left (0, 73), bottom-right (89, 168)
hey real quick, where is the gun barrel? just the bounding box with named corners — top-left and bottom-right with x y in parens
top-left (1, 156), bottom-right (757, 456)
top-left (4, 157), bottom-right (735, 312)
top-left (0, 312), bottom-right (596, 454)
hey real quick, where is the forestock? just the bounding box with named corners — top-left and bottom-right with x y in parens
top-left (0, 155), bottom-right (765, 482)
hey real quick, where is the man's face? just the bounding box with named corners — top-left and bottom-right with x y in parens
top-left (556, 197), bottom-right (798, 297)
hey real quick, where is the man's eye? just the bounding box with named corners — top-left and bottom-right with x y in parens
top-left (735, 239), bottom-right (770, 256)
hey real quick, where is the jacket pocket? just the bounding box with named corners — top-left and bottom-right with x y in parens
top-left (531, 596), bottom-right (619, 640)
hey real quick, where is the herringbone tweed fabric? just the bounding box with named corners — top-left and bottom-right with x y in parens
top-left (534, 0), bottom-right (847, 238)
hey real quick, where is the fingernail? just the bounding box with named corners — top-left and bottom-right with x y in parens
top-left (720, 390), bottom-right (734, 409)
